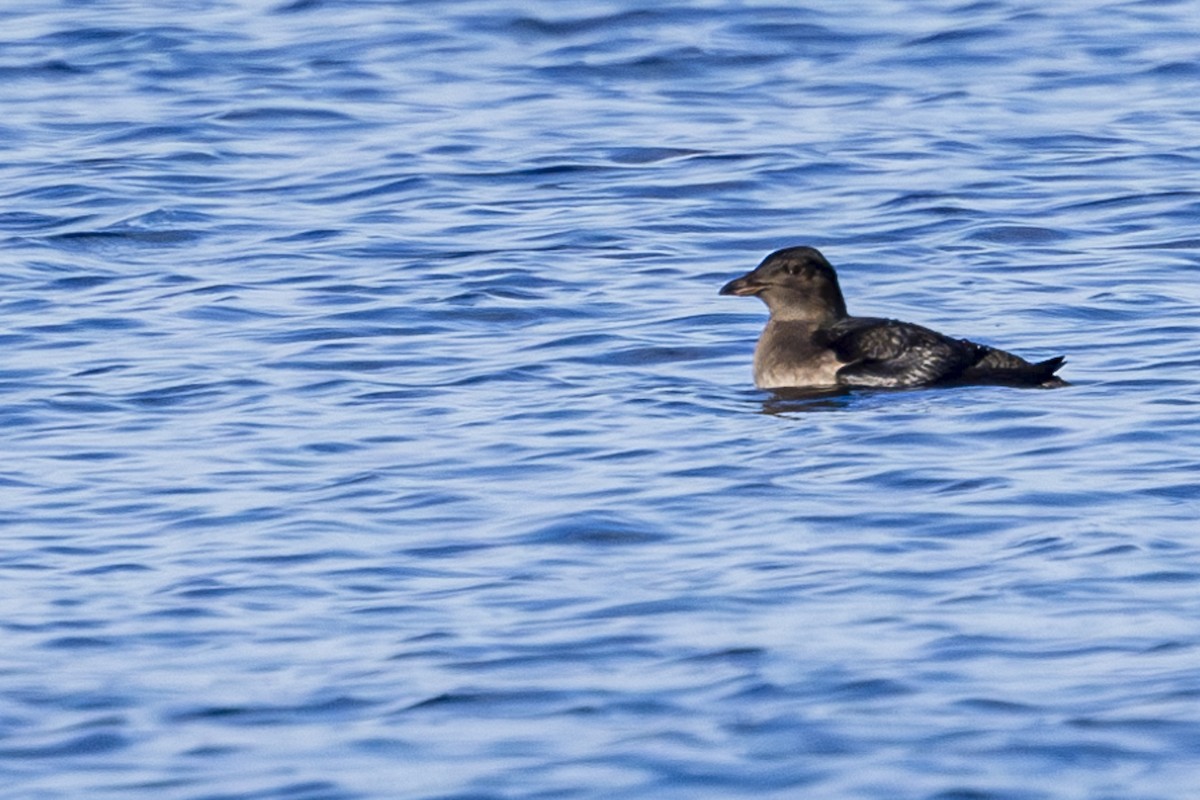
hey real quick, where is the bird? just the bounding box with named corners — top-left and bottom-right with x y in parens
top-left (719, 246), bottom-right (1067, 390)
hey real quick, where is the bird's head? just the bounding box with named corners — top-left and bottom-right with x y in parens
top-left (720, 246), bottom-right (848, 323)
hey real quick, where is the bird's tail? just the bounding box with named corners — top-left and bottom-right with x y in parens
top-left (962, 346), bottom-right (1068, 387)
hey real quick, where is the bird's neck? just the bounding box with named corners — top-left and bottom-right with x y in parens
top-left (766, 301), bottom-right (847, 325)
top-left (763, 287), bottom-right (848, 325)
top-left (770, 307), bottom-right (843, 325)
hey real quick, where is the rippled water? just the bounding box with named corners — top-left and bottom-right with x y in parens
top-left (3, 1), bottom-right (1200, 798)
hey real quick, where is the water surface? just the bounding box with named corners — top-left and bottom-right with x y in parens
top-left (3, 1), bottom-right (1200, 798)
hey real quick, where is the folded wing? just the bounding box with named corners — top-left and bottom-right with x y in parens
top-left (819, 317), bottom-right (984, 388)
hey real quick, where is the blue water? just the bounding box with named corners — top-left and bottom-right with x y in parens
top-left (3, 1), bottom-right (1200, 798)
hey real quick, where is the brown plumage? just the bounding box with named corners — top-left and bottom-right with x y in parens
top-left (720, 246), bottom-right (1067, 390)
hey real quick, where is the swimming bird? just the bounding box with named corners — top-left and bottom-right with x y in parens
top-left (719, 246), bottom-right (1066, 390)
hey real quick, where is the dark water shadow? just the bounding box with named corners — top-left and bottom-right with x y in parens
top-left (758, 386), bottom-right (854, 415)
top-left (757, 376), bottom-right (1077, 415)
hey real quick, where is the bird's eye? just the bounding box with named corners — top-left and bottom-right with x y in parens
top-left (785, 262), bottom-right (800, 276)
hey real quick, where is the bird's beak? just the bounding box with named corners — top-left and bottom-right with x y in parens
top-left (719, 274), bottom-right (766, 296)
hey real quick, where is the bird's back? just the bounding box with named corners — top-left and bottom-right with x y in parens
top-left (822, 316), bottom-right (1065, 388)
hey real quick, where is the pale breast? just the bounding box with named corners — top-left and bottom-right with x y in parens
top-left (754, 347), bottom-right (845, 389)
top-left (752, 321), bottom-right (847, 389)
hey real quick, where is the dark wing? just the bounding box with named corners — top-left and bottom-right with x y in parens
top-left (818, 317), bottom-right (983, 388)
